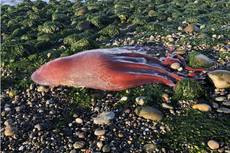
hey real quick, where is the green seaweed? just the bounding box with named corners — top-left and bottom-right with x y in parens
top-left (159, 108), bottom-right (230, 152)
top-left (173, 78), bottom-right (207, 100)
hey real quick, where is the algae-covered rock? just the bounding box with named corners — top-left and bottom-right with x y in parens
top-left (91, 16), bottom-right (105, 29)
top-left (174, 78), bottom-right (206, 100)
top-left (37, 34), bottom-right (52, 41)
top-left (207, 70), bottom-right (230, 88)
top-left (38, 21), bottom-right (64, 34)
top-left (52, 13), bottom-right (70, 23)
top-left (1, 42), bottom-right (36, 62)
top-left (63, 34), bottom-right (80, 46)
top-left (77, 9), bottom-right (88, 16)
top-left (146, 22), bottom-right (163, 31)
top-left (98, 25), bottom-right (121, 37)
top-left (76, 21), bottom-right (91, 31)
top-left (186, 51), bottom-right (213, 69)
top-left (71, 38), bottom-right (100, 51)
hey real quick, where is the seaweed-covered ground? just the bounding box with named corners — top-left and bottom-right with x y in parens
top-left (1, 0), bottom-right (230, 152)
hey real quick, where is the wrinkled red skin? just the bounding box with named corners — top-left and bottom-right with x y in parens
top-left (31, 46), bottom-right (212, 91)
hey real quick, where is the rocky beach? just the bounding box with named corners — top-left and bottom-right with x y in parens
top-left (1, 0), bottom-right (230, 152)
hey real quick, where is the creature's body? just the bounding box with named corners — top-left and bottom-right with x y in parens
top-left (31, 46), bottom-right (209, 91)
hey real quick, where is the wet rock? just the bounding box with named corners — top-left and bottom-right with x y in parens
top-left (170, 63), bottom-right (180, 70)
top-left (34, 123), bottom-right (49, 131)
top-left (192, 104), bottom-right (212, 112)
top-left (143, 144), bottom-right (156, 152)
top-left (217, 107), bottom-right (230, 113)
top-left (184, 24), bottom-right (200, 33)
top-left (222, 101), bottom-right (230, 106)
top-left (207, 70), bottom-right (230, 88)
top-left (93, 111), bottom-right (115, 124)
top-left (73, 141), bottom-right (85, 149)
top-left (194, 54), bottom-right (213, 67)
top-left (4, 119), bottom-right (13, 126)
top-left (135, 96), bottom-right (146, 105)
top-left (5, 125), bottom-right (18, 136)
top-left (207, 140), bottom-right (219, 150)
top-left (102, 144), bottom-right (111, 152)
top-left (215, 96), bottom-right (226, 102)
top-left (94, 129), bottom-right (106, 136)
top-left (134, 106), bottom-right (163, 121)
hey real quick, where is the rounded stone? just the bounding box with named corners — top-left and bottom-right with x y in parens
top-left (75, 118), bottom-right (83, 124)
top-left (102, 144), bottom-right (111, 152)
top-left (143, 144), bottom-right (156, 152)
top-left (5, 126), bottom-right (18, 136)
top-left (93, 111), bottom-right (115, 124)
top-left (170, 63), bottom-right (180, 70)
top-left (215, 96), bottom-right (226, 102)
top-left (94, 129), bottom-right (106, 136)
top-left (194, 54), bottom-right (213, 67)
top-left (134, 106), bottom-right (163, 121)
top-left (207, 140), bottom-right (219, 150)
top-left (207, 70), bottom-right (230, 88)
top-left (184, 24), bottom-right (200, 33)
top-left (192, 104), bottom-right (212, 112)
top-left (135, 96), bottom-right (146, 105)
top-left (73, 141), bottom-right (85, 149)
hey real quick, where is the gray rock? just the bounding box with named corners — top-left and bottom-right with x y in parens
top-left (34, 123), bottom-right (49, 131)
top-left (46, 100), bottom-right (54, 105)
top-left (208, 70), bottom-right (230, 88)
top-left (222, 101), bottom-right (230, 106)
top-left (93, 111), bottom-right (115, 124)
top-left (215, 96), bottom-right (226, 102)
top-left (134, 106), bottom-right (163, 121)
top-left (73, 141), bottom-right (85, 149)
top-left (217, 107), bottom-right (230, 113)
top-left (102, 144), bottom-right (111, 152)
top-left (194, 54), bottom-right (213, 67)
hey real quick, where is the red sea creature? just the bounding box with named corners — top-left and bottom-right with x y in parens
top-left (31, 46), bottom-right (211, 91)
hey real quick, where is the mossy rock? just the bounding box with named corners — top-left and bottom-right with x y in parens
top-left (146, 22), bottom-right (164, 31)
top-left (90, 16), bottom-right (105, 29)
top-left (63, 34), bottom-right (81, 46)
top-left (37, 34), bottom-right (52, 41)
top-left (71, 38), bottom-right (100, 51)
top-left (76, 21), bottom-right (91, 31)
top-left (29, 12), bottom-right (42, 20)
top-left (21, 19), bottom-right (39, 28)
top-left (98, 25), bottom-right (121, 38)
top-left (35, 40), bottom-right (52, 51)
top-left (173, 78), bottom-right (206, 100)
top-left (21, 34), bottom-right (37, 41)
top-left (132, 16), bottom-right (149, 26)
top-left (186, 51), bottom-right (213, 69)
top-left (11, 28), bottom-right (27, 37)
top-left (1, 42), bottom-right (36, 62)
top-left (52, 13), bottom-right (70, 23)
top-left (38, 21), bottom-right (64, 34)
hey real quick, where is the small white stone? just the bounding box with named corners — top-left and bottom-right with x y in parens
top-left (19, 146), bottom-right (24, 151)
top-left (5, 108), bottom-right (11, 111)
top-left (119, 96), bottom-right (128, 101)
top-left (170, 63), bottom-right (180, 70)
top-left (178, 67), bottom-right (183, 71)
top-left (75, 118), bottom-right (83, 124)
top-left (207, 140), bottom-right (219, 150)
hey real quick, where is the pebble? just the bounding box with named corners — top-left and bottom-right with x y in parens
top-left (184, 24), bottom-right (200, 33)
top-left (222, 101), bottom-right (230, 106)
top-left (93, 111), bottom-right (115, 124)
top-left (119, 96), bottom-right (128, 101)
top-left (134, 106), bottom-right (163, 121)
top-left (215, 96), bottom-right (226, 102)
top-left (102, 144), bottom-right (111, 152)
top-left (208, 70), bottom-right (230, 88)
top-left (4, 125), bottom-right (18, 136)
top-left (170, 63), bottom-right (180, 70)
top-left (18, 146), bottom-right (25, 151)
top-left (97, 141), bottom-right (103, 148)
top-left (161, 103), bottom-right (174, 109)
top-left (4, 119), bottom-right (13, 126)
top-left (212, 102), bottom-right (219, 108)
top-left (135, 96), bottom-right (146, 105)
top-left (37, 86), bottom-right (48, 92)
top-left (73, 141), bottom-right (85, 149)
top-left (94, 129), bottom-right (106, 136)
top-left (34, 123), bottom-right (49, 131)
top-left (192, 104), bottom-right (212, 112)
top-left (217, 107), bottom-right (230, 113)
top-left (143, 144), bottom-right (157, 152)
top-left (5, 107), bottom-right (11, 112)
top-left (207, 140), bottom-right (219, 150)
top-left (75, 118), bottom-right (83, 124)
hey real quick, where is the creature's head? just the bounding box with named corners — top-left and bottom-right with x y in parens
top-left (31, 57), bottom-right (72, 87)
